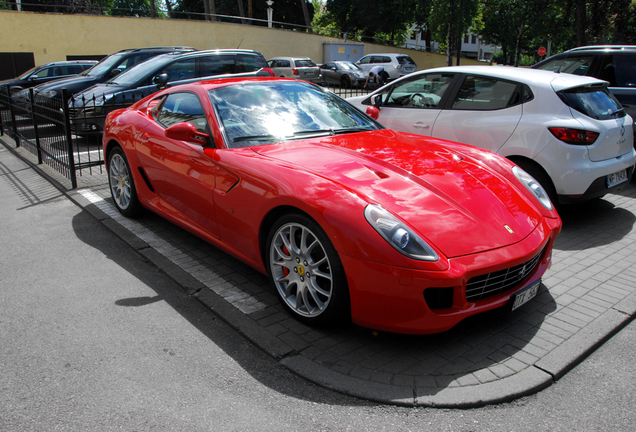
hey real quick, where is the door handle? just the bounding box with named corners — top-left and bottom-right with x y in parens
top-left (413, 122), bottom-right (430, 129)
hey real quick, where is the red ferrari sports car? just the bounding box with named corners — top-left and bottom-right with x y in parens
top-left (103, 77), bottom-right (562, 334)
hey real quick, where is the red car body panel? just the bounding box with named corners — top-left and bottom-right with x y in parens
top-left (103, 78), bottom-right (562, 334)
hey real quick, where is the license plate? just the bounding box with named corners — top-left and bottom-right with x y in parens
top-left (607, 169), bottom-right (628, 188)
top-left (304, 72), bottom-right (315, 76)
top-left (511, 280), bottom-right (540, 312)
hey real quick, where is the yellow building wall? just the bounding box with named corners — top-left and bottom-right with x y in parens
top-left (0, 10), bottom-right (483, 70)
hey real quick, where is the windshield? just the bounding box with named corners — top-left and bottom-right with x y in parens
top-left (295, 59), bottom-right (317, 68)
top-left (397, 56), bottom-right (416, 65)
top-left (108, 55), bottom-right (171, 86)
top-left (557, 86), bottom-right (626, 120)
top-left (80, 53), bottom-right (128, 77)
top-left (336, 62), bottom-right (361, 71)
top-left (208, 81), bottom-right (381, 148)
top-left (18, 66), bottom-right (38, 80)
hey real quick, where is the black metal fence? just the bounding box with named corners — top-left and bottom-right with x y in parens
top-left (0, 82), bottom-right (372, 188)
top-left (0, 86), bottom-right (106, 188)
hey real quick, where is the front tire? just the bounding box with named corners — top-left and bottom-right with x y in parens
top-left (266, 214), bottom-right (350, 326)
top-left (108, 146), bottom-right (142, 217)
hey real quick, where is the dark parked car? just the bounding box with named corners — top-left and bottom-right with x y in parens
top-left (21, 47), bottom-right (196, 101)
top-left (70, 49), bottom-right (273, 134)
top-left (0, 60), bottom-right (96, 95)
top-left (532, 45), bottom-right (636, 135)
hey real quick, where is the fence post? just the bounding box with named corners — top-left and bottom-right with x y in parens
top-left (28, 89), bottom-right (43, 164)
top-left (61, 88), bottom-right (78, 189)
top-left (7, 87), bottom-right (20, 148)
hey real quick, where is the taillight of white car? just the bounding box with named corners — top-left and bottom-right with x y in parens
top-left (548, 127), bottom-right (600, 145)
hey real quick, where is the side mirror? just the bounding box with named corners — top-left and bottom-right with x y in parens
top-left (153, 73), bottom-right (169, 88)
top-left (366, 106), bottom-right (380, 120)
top-left (109, 69), bottom-right (122, 77)
top-left (165, 122), bottom-right (210, 146)
top-left (371, 94), bottom-right (383, 108)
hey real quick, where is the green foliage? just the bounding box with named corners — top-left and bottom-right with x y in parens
top-left (106, 0), bottom-right (155, 16)
top-left (173, 0), bottom-right (312, 29)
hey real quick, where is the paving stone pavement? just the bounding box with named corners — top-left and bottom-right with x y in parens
top-left (3, 138), bottom-right (636, 408)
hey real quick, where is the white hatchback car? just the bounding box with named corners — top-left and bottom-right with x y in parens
top-left (355, 53), bottom-right (417, 80)
top-left (348, 66), bottom-right (635, 205)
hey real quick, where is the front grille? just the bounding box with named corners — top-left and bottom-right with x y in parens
top-left (465, 249), bottom-right (544, 302)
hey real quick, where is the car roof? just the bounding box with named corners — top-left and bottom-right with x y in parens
top-left (412, 65), bottom-right (607, 90)
top-left (115, 46), bottom-right (196, 54)
top-left (564, 45), bottom-right (636, 53)
top-left (40, 60), bottom-right (98, 66)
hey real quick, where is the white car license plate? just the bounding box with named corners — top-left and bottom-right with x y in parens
top-left (511, 280), bottom-right (540, 311)
top-left (607, 169), bottom-right (628, 188)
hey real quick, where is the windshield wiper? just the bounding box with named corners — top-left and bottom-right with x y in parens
top-left (610, 107), bottom-right (625, 116)
top-left (232, 134), bottom-right (280, 143)
top-left (331, 126), bottom-right (375, 134)
top-left (292, 127), bottom-right (374, 137)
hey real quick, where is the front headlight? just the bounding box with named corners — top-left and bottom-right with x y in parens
top-left (512, 166), bottom-right (553, 211)
top-left (39, 90), bottom-right (58, 98)
top-left (364, 204), bottom-right (439, 261)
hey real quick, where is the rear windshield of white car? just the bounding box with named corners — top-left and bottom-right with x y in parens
top-left (397, 56), bottom-right (416, 65)
top-left (295, 60), bottom-right (317, 68)
top-left (557, 86), bottom-right (626, 120)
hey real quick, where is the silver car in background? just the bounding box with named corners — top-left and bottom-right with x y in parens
top-left (319, 61), bottom-right (367, 87)
top-left (267, 56), bottom-right (322, 83)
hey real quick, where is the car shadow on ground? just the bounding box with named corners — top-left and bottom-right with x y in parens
top-left (555, 188), bottom-right (636, 251)
top-left (72, 196), bottom-right (561, 401)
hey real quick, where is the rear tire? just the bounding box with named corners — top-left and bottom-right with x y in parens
top-left (108, 146), bottom-right (143, 217)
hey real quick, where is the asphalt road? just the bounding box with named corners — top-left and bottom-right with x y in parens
top-left (1, 143), bottom-right (634, 431)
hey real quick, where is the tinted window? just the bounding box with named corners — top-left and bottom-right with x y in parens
top-left (200, 55), bottom-right (235, 76)
top-left (604, 54), bottom-right (636, 87)
top-left (534, 54), bottom-right (594, 75)
top-left (161, 58), bottom-right (196, 82)
top-left (235, 53), bottom-right (268, 72)
top-left (397, 56), bottom-right (416, 65)
top-left (358, 57), bottom-right (371, 65)
top-left (383, 73), bottom-right (454, 108)
top-left (156, 92), bottom-right (208, 133)
top-left (557, 86), bottom-right (626, 120)
top-left (294, 59), bottom-right (317, 68)
top-left (452, 76), bottom-right (518, 110)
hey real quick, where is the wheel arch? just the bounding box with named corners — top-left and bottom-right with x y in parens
top-left (258, 205), bottom-right (315, 267)
top-left (507, 155), bottom-right (559, 204)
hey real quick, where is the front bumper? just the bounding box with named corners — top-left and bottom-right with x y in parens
top-left (341, 216), bottom-right (561, 334)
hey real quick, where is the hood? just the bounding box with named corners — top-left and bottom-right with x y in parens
top-left (253, 130), bottom-right (543, 258)
top-left (32, 75), bottom-right (102, 95)
top-left (70, 83), bottom-right (131, 107)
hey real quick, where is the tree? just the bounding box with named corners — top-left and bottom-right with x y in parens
top-left (476, 0), bottom-right (561, 66)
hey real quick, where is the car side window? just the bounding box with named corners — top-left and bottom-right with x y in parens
top-left (200, 55), bottom-right (235, 77)
top-left (602, 54), bottom-right (636, 87)
top-left (235, 54), bottom-right (267, 73)
top-left (358, 57), bottom-right (371, 65)
top-left (452, 76), bottom-right (518, 110)
top-left (161, 58), bottom-right (197, 83)
top-left (535, 55), bottom-right (594, 75)
top-left (32, 68), bottom-right (53, 78)
top-left (383, 73), bottom-right (455, 108)
top-left (155, 92), bottom-right (209, 133)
